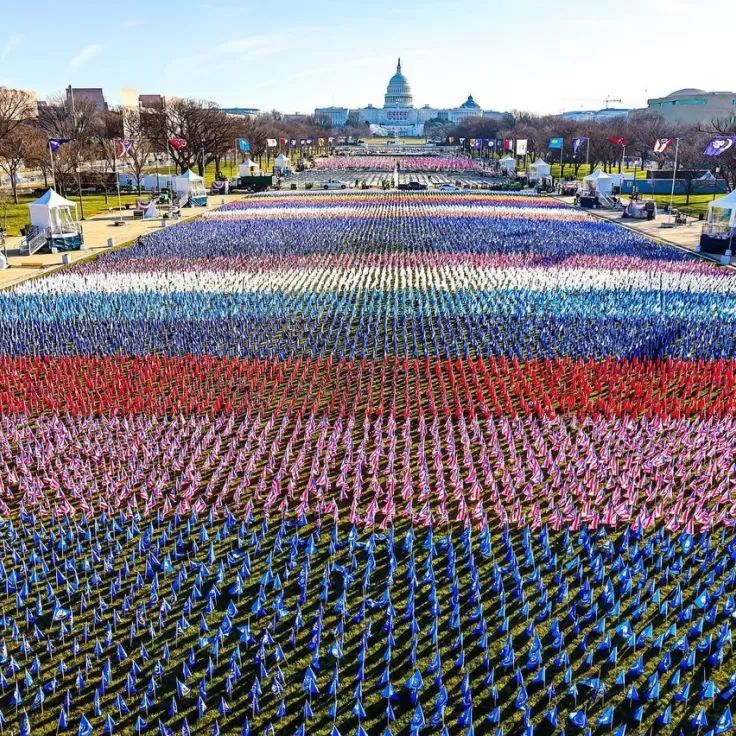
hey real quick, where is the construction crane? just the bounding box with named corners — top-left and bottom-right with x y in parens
top-left (562, 96), bottom-right (623, 109)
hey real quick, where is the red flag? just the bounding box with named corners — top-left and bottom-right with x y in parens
top-left (279, 138), bottom-right (288, 145)
top-left (504, 139), bottom-right (514, 151)
top-left (608, 137), bottom-right (627, 146)
top-left (168, 137), bottom-right (188, 150)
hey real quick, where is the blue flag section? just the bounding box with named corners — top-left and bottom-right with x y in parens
top-left (0, 509), bottom-right (733, 733)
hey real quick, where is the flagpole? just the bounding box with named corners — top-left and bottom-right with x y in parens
top-left (115, 143), bottom-right (124, 224)
top-left (669, 137), bottom-right (679, 225)
top-left (586, 137), bottom-right (590, 174)
top-left (49, 142), bottom-right (56, 191)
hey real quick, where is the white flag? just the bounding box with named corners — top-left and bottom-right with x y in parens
top-left (515, 139), bottom-right (528, 156)
top-left (267, 138), bottom-right (278, 147)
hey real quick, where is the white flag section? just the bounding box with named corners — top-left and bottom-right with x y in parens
top-left (267, 138), bottom-right (278, 147)
top-left (515, 139), bottom-right (528, 156)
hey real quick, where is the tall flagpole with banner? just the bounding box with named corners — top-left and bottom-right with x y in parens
top-left (669, 137), bottom-right (679, 225)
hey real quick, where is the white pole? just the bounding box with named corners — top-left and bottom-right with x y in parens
top-left (115, 143), bottom-right (124, 223)
top-left (669, 138), bottom-right (679, 224)
top-left (49, 142), bottom-right (56, 190)
top-left (586, 137), bottom-right (590, 173)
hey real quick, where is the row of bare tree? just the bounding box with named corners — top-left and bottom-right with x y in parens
top-left (444, 109), bottom-right (736, 190)
top-left (0, 88), bottom-right (349, 204)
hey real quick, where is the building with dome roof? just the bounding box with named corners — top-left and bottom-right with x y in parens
top-left (315, 58), bottom-right (503, 136)
top-left (646, 88), bottom-right (736, 123)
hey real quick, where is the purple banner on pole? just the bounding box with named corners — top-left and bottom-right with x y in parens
top-left (704, 137), bottom-right (736, 157)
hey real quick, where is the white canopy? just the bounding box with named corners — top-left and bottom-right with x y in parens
top-left (499, 155), bottom-right (516, 171)
top-left (239, 159), bottom-right (260, 176)
top-left (274, 153), bottom-right (290, 172)
top-left (698, 171), bottom-right (717, 181)
top-left (174, 169), bottom-right (205, 196)
top-left (708, 188), bottom-right (736, 229)
top-left (28, 188), bottom-right (77, 231)
top-left (527, 158), bottom-right (550, 179)
top-left (584, 169), bottom-right (614, 194)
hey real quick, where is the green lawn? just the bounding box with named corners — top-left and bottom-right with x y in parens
top-left (1, 191), bottom-right (142, 237)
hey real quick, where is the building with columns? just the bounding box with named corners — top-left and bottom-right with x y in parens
top-left (316, 58), bottom-right (503, 136)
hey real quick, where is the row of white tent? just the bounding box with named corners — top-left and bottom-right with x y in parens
top-left (119, 169), bottom-right (206, 196)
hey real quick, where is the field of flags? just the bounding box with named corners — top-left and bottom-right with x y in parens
top-left (3, 190), bottom-right (736, 735)
top-left (312, 157), bottom-right (484, 172)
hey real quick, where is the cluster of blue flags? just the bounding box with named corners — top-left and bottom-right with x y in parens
top-left (0, 508), bottom-right (736, 735)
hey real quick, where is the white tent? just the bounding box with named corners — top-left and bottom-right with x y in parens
top-left (707, 189), bottom-right (736, 232)
top-left (274, 153), bottom-right (290, 173)
top-left (499, 155), bottom-right (516, 173)
top-left (28, 188), bottom-right (77, 231)
top-left (584, 169), bottom-right (614, 195)
top-left (27, 188), bottom-right (82, 251)
top-left (174, 169), bottom-right (207, 206)
top-left (698, 171), bottom-right (717, 181)
top-left (527, 158), bottom-right (550, 181)
top-left (238, 159), bottom-right (260, 176)
top-left (141, 173), bottom-right (170, 191)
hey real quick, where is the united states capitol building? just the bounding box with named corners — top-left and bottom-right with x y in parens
top-left (315, 58), bottom-right (503, 137)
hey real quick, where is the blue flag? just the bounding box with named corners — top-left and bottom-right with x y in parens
top-left (237, 138), bottom-right (250, 153)
top-left (548, 137), bottom-right (563, 150)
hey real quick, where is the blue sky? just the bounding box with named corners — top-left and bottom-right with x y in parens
top-left (1, 0), bottom-right (732, 114)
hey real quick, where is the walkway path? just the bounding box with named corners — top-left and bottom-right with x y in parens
top-left (554, 195), bottom-right (715, 262)
top-left (0, 194), bottom-right (244, 290)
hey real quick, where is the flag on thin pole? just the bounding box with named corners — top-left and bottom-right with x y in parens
top-left (653, 137), bottom-right (675, 153)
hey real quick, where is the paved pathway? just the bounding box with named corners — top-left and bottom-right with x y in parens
top-left (554, 195), bottom-right (716, 262)
top-left (0, 194), bottom-right (244, 290)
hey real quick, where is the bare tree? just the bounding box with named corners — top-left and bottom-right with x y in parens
top-left (0, 124), bottom-right (35, 203)
top-left (0, 87), bottom-right (36, 146)
top-left (23, 127), bottom-right (54, 188)
top-left (38, 93), bottom-right (102, 216)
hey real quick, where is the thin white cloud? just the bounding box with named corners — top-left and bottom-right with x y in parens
top-left (68, 44), bottom-right (105, 72)
top-left (165, 34), bottom-right (286, 77)
top-left (1, 35), bottom-right (24, 62)
top-left (121, 20), bottom-right (138, 29)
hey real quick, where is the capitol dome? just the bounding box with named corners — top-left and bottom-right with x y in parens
top-left (385, 58), bottom-right (413, 107)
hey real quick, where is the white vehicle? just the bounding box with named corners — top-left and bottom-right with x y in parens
top-left (322, 179), bottom-right (348, 190)
top-left (436, 184), bottom-right (460, 192)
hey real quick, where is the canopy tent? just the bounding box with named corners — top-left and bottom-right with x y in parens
top-left (698, 171), bottom-right (717, 181)
top-left (706, 188), bottom-right (736, 233)
top-left (527, 158), bottom-right (550, 181)
top-left (27, 188), bottom-right (82, 252)
top-left (173, 169), bottom-right (207, 207)
top-left (584, 169), bottom-right (614, 195)
top-left (141, 173), bottom-right (171, 192)
top-left (499, 155), bottom-right (516, 173)
top-left (239, 159), bottom-right (260, 176)
top-left (274, 153), bottom-right (291, 173)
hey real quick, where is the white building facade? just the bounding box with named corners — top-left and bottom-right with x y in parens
top-left (317, 59), bottom-right (502, 136)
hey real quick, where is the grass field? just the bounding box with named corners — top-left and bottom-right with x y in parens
top-left (1, 191), bottom-right (142, 237)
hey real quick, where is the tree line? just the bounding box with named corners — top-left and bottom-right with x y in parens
top-left (441, 109), bottom-right (736, 190)
top-left (0, 88), bottom-right (351, 205)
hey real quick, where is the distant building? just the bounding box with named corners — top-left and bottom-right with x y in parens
top-left (562, 108), bottom-right (631, 122)
top-left (139, 94), bottom-right (166, 109)
top-left (220, 107), bottom-right (260, 117)
top-left (318, 58), bottom-right (503, 135)
top-left (66, 86), bottom-right (107, 112)
top-left (647, 88), bottom-right (736, 123)
top-left (315, 107), bottom-right (349, 128)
